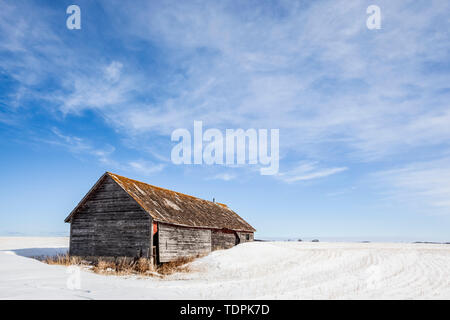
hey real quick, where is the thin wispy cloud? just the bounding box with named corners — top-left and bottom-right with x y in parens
top-left (277, 162), bottom-right (348, 183)
top-left (128, 160), bottom-right (165, 176)
top-left (48, 129), bottom-right (164, 176)
top-left (209, 173), bottom-right (236, 181)
top-left (104, 61), bottom-right (123, 83)
top-left (49, 128), bottom-right (116, 165)
top-left (56, 61), bottom-right (139, 115)
top-left (374, 158), bottom-right (450, 215)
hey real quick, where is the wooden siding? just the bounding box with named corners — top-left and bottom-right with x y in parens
top-left (237, 231), bottom-right (254, 244)
top-left (158, 223), bottom-right (211, 263)
top-left (70, 175), bottom-right (152, 258)
top-left (211, 229), bottom-right (237, 251)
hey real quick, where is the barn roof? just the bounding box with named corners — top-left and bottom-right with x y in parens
top-left (64, 172), bottom-right (256, 232)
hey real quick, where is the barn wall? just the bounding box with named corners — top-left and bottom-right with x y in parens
top-left (211, 229), bottom-right (237, 251)
top-left (70, 175), bottom-right (151, 258)
top-left (237, 231), bottom-right (254, 244)
top-left (158, 223), bottom-right (211, 262)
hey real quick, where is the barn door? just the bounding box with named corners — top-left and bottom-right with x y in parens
top-left (152, 222), bottom-right (159, 263)
top-left (234, 231), bottom-right (240, 245)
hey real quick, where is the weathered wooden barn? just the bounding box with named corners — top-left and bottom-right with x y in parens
top-left (64, 172), bottom-right (255, 263)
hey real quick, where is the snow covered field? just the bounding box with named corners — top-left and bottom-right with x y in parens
top-left (0, 237), bottom-right (449, 299)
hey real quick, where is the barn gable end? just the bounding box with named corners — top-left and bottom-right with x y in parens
top-left (69, 174), bottom-right (152, 258)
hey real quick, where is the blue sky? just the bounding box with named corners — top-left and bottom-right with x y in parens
top-left (0, 0), bottom-right (449, 241)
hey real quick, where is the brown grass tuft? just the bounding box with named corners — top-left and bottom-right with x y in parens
top-left (93, 259), bottom-right (116, 274)
top-left (38, 253), bottom-right (81, 266)
top-left (39, 254), bottom-right (202, 277)
top-left (137, 257), bottom-right (154, 273)
top-left (156, 255), bottom-right (202, 275)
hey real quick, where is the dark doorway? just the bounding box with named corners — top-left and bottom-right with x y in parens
top-left (234, 231), bottom-right (240, 245)
top-left (153, 231), bottom-right (159, 264)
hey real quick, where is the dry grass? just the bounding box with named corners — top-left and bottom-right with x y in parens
top-left (92, 257), bottom-right (158, 276)
top-left (157, 255), bottom-right (199, 275)
top-left (36, 253), bottom-right (81, 266)
top-left (38, 254), bottom-right (201, 277)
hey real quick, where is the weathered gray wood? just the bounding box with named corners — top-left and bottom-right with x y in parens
top-left (211, 229), bottom-right (237, 251)
top-left (237, 231), bottom-right (254, 243)
top-left (69, 175), bottom-right (152, 258)
top-left (158, 223), bottom-right (211, 263)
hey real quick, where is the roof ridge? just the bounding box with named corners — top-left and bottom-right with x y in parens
top-left (106, 171), bottom-right (224, 206)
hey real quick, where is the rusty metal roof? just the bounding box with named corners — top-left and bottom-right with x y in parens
top-left (65, 172), bottom-right (256, 232)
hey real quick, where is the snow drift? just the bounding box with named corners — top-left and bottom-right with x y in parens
top-left (0, 237), bottom-right (449, 299)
